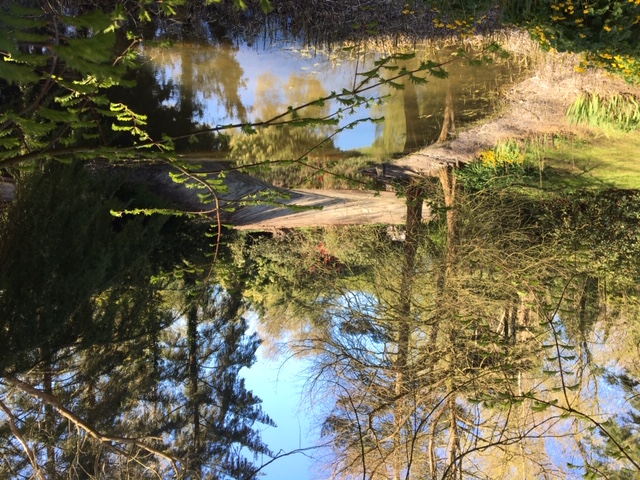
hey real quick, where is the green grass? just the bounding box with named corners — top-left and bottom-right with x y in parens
top-left (458, 130), bottom-right (640, 194)
top-left (536, 131), bottom-right (640, 189)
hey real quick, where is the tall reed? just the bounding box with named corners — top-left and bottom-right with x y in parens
top-left (567, 92), bottom-right (640, 131)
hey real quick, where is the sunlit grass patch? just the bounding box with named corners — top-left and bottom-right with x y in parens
top-left (539, 131), bottom-right (640, 189)
top-left (459, 130), bottom-right (640, 192)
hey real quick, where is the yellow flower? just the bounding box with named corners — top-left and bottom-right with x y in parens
top-left (603, 24), bottom-right (612, 31)
top-left (480, 150), bottom-right (496, 167)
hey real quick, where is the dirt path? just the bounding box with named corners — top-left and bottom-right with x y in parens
top-left (229, 188), bottom-right (423, 230)
top-left (126, 161), bottom-right (423, 229)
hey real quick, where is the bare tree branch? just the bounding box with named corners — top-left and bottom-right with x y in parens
top-left (0, 399), bottom-right (47, 480)
top-left (3, 376), bottom-right (183, 476)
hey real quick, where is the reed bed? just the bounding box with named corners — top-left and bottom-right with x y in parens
top-left (567, 92), bottom-right (640, 131)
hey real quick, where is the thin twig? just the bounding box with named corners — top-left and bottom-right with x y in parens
top-left (4, 376), bottom-right (183, 476)
top-left (0, 399), bottom-right (48, 480)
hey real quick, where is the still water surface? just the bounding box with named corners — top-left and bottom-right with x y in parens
top-left (142, 38), bottom-right (523, 476)
top-left (143, 39), bottom-right (523, 159)
top-left (4, 10), bottom-right (640, 479)
top-left (140, 38), bottom-right (638, 479)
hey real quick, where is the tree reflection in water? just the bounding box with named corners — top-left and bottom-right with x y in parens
top-left (241, 177), bottom-right (640, 479)
top-left (1, 4), bottom-right (639, 476)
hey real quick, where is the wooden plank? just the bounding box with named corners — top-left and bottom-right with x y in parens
top-left (229, 189), bottom-right (421, 230)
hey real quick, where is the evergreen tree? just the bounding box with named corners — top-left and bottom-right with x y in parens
top-left (0, 161), bottom-right (173, 374)
top-left (160, 283), bottom-right (274, 479)
top-left (0, 162), bottom-right (275, 478)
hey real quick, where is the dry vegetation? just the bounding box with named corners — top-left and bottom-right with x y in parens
top-left (182, 0), bottom-right (502, 45)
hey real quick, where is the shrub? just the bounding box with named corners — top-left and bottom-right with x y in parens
top-left (524, 0), bottom-right (640, 83)
top-left (457, 141), bottom-right (534, 190)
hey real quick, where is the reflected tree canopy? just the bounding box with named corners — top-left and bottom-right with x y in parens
top-left (1, 1), bottom-right (640, 479)
top-left (239, 176), bottom-right (640, 479)
top-left (0, 163), bottom-right (273, 479)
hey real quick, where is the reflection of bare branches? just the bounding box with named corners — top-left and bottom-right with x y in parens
top-left (0, 399), bottom-right (47, 480)
top-left (4, 376), bottom-right (182, 476)
top-left (441, 412), bottom-right (569, 479)
top-left (246, 444), bottom-right (326, 479)
top-left (522, 278), bottom-right (640, 473)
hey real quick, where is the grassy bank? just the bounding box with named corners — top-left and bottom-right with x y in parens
top-left (542, 131), bottom-right (640, 189)
top-left (459, 128), bottom-right (640, 193)
top-left (528, 89), bottom-right (640, 190)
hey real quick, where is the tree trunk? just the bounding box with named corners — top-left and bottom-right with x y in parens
top-left (187, 302), bottom-right (202, 477)
top-left (428, 405), bottom-right (448, 480)
top-left (393, 185), bottom-right (423, 480)
top-left (431, 165), bottom-right (457, 354)
top-left (42, 350), bottom-right (57, 480)
top-left (445, 395), bottom-right (461, 479)
top-left (439, 165), bottom-right (457, 260)
top-left (403, 78), bottom-right (422, 153)
top-left (437, 83), bottom-right (456, 144)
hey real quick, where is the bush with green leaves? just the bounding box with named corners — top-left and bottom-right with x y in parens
top-left (456, 141), bottom-right (537, 190)
top-left (0, 5), bottom-right (155, 169)
top-left (523, 0), bottom-right (640, 83)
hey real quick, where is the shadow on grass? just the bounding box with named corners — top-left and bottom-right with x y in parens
top-left (539, 131), bottom-right (640, 190)
top-left (535, 165), bottom-right (616, 191)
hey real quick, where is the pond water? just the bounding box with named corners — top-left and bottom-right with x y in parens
top-left (137, 37), bottom-right (640, 480)
top-left (142, 39), bottom-right (524, 162)
top-left (134, 37), bottom-right (527, 479)
top-left (138, 37), bottom-right (527, 475)
top-left (3, 15), bottom-right (640, 480)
